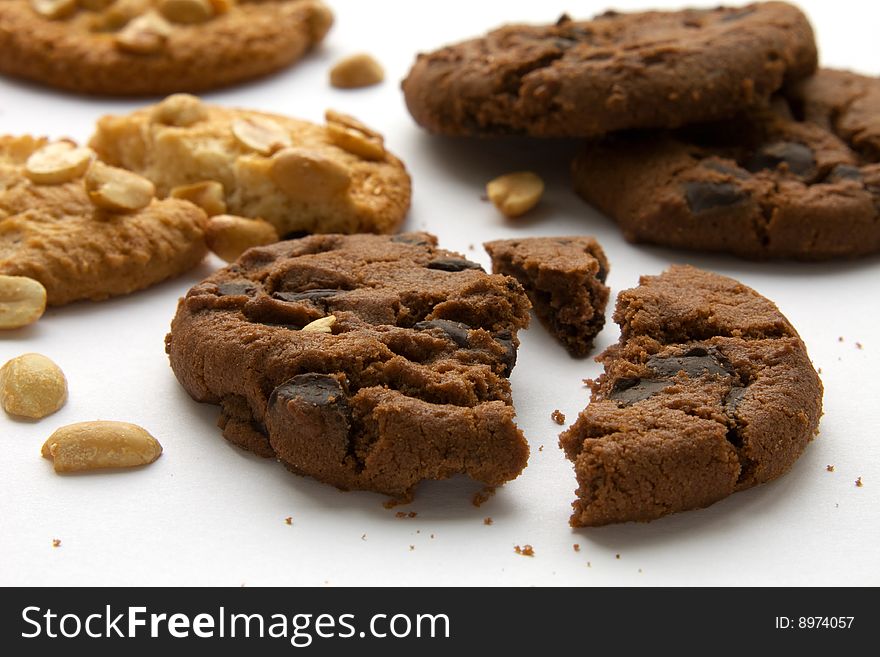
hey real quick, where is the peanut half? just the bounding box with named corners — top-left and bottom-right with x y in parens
top-left (270, 147), bottom-right (351, 202)
top-left (206, 214), bottom-right (279, 262)
top-left (325, 110), bottom-right (385, 161)
top-left (301, 315), bottom-right (336, 333)
top-left (0, 275), bottom-right (47, 330)
top-left (115, 10), bottom-right (173, 56)
top-left (41, 421), bottom-right (162, 473)
top-left (158, 0), bottom-right (215, 24)
top-left (170, 180), bottom-right (227, 216)
top-left (486, 172), bottom-right (544, 218)
top-left (24, 141), bottom-right (94, 185)
top-left (329, 53), bottom-right (385, 89)
top-left (0, 353), bottom-right (67, 419)
top-left (150, 93), bottom-right (208, 127)
top-left (231, 117), bottom-right (293, 156)
top-left (30, 0), bottom-right (77, 20)
top-left (85, 161), bottom-right (155, 212)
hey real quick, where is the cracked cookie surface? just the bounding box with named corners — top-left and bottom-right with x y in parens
top-left (573, 69), bottom-right (880, 260)
top-left (484, 236), bottom-right (609, 358)
top-left (0, 0), bottom-right (332, 95)
top-left (559, 265), bottom-right (822, 527)
top-left (402, 2), bottom-right (816, 137)
top-left (0, 135), bottom-right (207, 305)
top-left (89, 96), bottom-right (411, 238)
top-left (166, 232), bottom-right (532, 500)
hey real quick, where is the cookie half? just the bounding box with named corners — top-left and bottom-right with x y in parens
top-left (484, 236), bottom-right (609, 357)
top-left (0, 0), bottom-right (332, 96)
top-left (166, 232), bottom-right (532, 500)
top-left (559, 266), bottom-right (822, 527)
top-left (403, 2), bottom-right (816, 137)
top-left (573, 69), bottom-right (880, 260)
top-left (0, 136), bottom-right (207, 305)
top-left (89, 95), bottom-right (411, 238)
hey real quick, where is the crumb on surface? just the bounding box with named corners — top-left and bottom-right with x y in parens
top-left (551, 409), bottom-right (566, 425)
top-left (587, 561), bottom-right (591, 568)
top-left (472, 486), bottom-right (496, 507)
top-left (615, 553), bottom-right (620, 559)
top-left (838, 336), bottom-right (844, 342)
top-left (856, 477), bottom-right (863, 488)
top-left (514, 544), bottom-right (535, 557)
top-left (52, 539), bottom-right (61, 548)
top-left (430, 533), bottom-right (435, 539)
top-left (284, 516), bottom-right (293, 525)
top-left (573, 544), bottom-right (580, 552)
top-left (856, 342), bottom-right (863, 350)
top-left (817, 367), bottom-right (822, 374)
top-left (409, 545), bottom-right (415, 551)
top-left (538, 445), bottom-right (544, 452)
top-left (468, 244), bottom-right (475, 251)
top-left (361, 533), bottom-right (367, 541)
top-left (484, 517), bottom-right (493, 525)
top-left (826, 465), bottom-right (835, 472)
top-left (393, 511), bottom-right (417, 518)
top-left (383, 498), bottom-right (403, 509)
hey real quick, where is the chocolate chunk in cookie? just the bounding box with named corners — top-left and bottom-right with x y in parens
top-left (0, 136), bottom-right (207, 305)
top-left (559, 266), bottom-right (823, 527)
top-left (0, 0), bottom-right (332, 96)
top-left (166, 232), bottom-right (533, 501)
top-left (573, 69), bottom-right (880, 259)
top-left (90, 97), bottom-right (411, 242)
top-left (403, 2), bottom-right (816, 137)
top-left (485, 237), bottom-right (610, 357)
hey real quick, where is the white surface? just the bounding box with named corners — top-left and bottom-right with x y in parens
top-left (1, 0), bottom-right (878, 587)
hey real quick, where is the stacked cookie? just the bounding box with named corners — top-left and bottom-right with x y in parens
top-left (403, 1), bottom-right (879, 260)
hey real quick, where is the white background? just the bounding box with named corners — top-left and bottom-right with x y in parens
top-left (1, 0), bottom-right (878, 586)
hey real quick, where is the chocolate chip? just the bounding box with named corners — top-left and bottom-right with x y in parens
top-left (274, 289), bottom-right (344, 303)
top-left (494, 330), bottom-right (517, 377)
top-left (826, 164), bottom-right (863, 183)
top-left (725, 386), bottom-right (747, 414)
top-left (595, 261), bottom-right (608, 283)
top-left (744, 141), bottom-right (815, 176)
top-left (555, 13), bottom-right (572, 26)
top-left (608, 377), bottom-right (671, 405)
top-left (270, 374), bottom-right (348, 410)
top-left (413, 319), bottom-right (472, 347)
top-left (391, 234), bottom-right (432, 246)
top-left (217, 281), bottom-right (257, 297)
top-left (684, 181), bottom-right (747, 213)
top-left (647, 350), bottom-right (732, 378)
top-left (426, 258), bottom-right (484, 272)
top-left (702, 160), bottom-right (750, 180)
top-left (721, 7), bottom-right (756, 21)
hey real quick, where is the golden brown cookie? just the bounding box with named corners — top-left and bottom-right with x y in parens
top-left (89, 96), bottom-right (412, 238)
top-left (0, 0), bottom-right (332, 96)
top-left (0, 135), bottom-right (207, 305)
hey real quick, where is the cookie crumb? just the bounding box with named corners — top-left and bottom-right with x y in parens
top-left (615, 553), bottom-right (620, 559)
top-left (551, 409), bottom-right (566, 425)
top-left (361, 533), bottom-right (367, 541)
top-left (483, 517), bottom-right (493, 525)
top-left (430, 533), bottom-right (435, 539)
top-left (394, 511), bottom-right (419, 519)
top-left (855, 342), bottom-right (863, 350)
top-left (538, 445), bottom-right (544, 452)
top-left (514, 544), bottom-right (535, 557)
top-left (826, 465), bottom-right (834, 472)
top-left (51, 539), bottom-right (61, 548)
top-left (472, 486), bottom-right (496, 507)
top-left (855, 477), bottom-right (863, 487)
top-left (587, 561), bottom-right (591, 568)
top-left (284, 516), bottom-right (293, 525)
top-left (817, 367), bottom-right (822, 374)
top-left (838, 336), bottom-right (844, 342)
top-left (573, 544), bottom-right (580, 552)
top-left (468, 244), bottom-right (475, 251)
top-left (409, 545), bottom-right (415, 551)
top-left (382, 498), bottom-right (402, 509)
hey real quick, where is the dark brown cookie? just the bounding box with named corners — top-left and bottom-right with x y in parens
top-left (573, 69), bottom-right (880, 260)
top-left (166, 232), bottom-right (532, 501)
top-left (402, 2), bottom-right (816, 137)
top-left (484, 236), bottom-right (609, 357)
top-left (559, 266), bottom-right (822, 527)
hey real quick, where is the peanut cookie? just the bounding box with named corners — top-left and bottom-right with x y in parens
top-left (484, 237), bottom-right (609, 357)
top-left (89, 96), bottom-right (411, 238)
top-left (573, 69), bottom-right (880, 260)
top-left (166, 232), bottom-right (532, 500)
top-left (0, 0), bottom-right (332, 95)
top-left (403, 2), bottom-right (816, 137)
top-left (0, 136), bottom-right (207, 305)
top-left (559, 266), bottom-right (822, 527)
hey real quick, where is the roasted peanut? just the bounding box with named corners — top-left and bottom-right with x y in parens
top-left (0, 276), bottom-right (47, 330)
top-left (41, 421), bottom-right (162, 473)
top-left (486, 172), bottom-right (544, 218)
top-left (30, 0), bottom-right (77, 20)
top-left (301, 315), bottom-right (336, 333)
top-left (150, 93), bottom-right (208, 127)
top-left (231, 117), bottom-right (292, 156)
top-left (114, 10), bottom-right (173, 55)
top-left (158, 0), bottom-right (214, 25)
top-left (24, 141), bottom-right (93, 185)
top-left (329, 53), bottom-right (385, 89)
top-left (170, 180), bottom-right (227, 216)
top-left (270, 148), bottom-right (351, 202)
top-left (84, 161), bottom-right (155, 212)
top-left (0, 353), bottom-right (67, 419)
top-left (206, 215), bottom-right (279, 262)
top-left (325, 111), bottom-right (385, 161)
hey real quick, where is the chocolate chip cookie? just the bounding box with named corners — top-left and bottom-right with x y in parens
top-left (166, 232), bottom-right (532, 500)
top-left (573, 69), bottom-right (880, 260)
top-left (484, 237), bottom-right (609, 357)
top-left (0, 0), bottom-right (332, 96)
top-left (0, 136), bottom-right (207, 305)
top-left (403, 2), bottom-right (816, 137)
top-left (559, 266), bottom-right (823, 527)
top-left (89, 95), bottom-right (411, 239)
